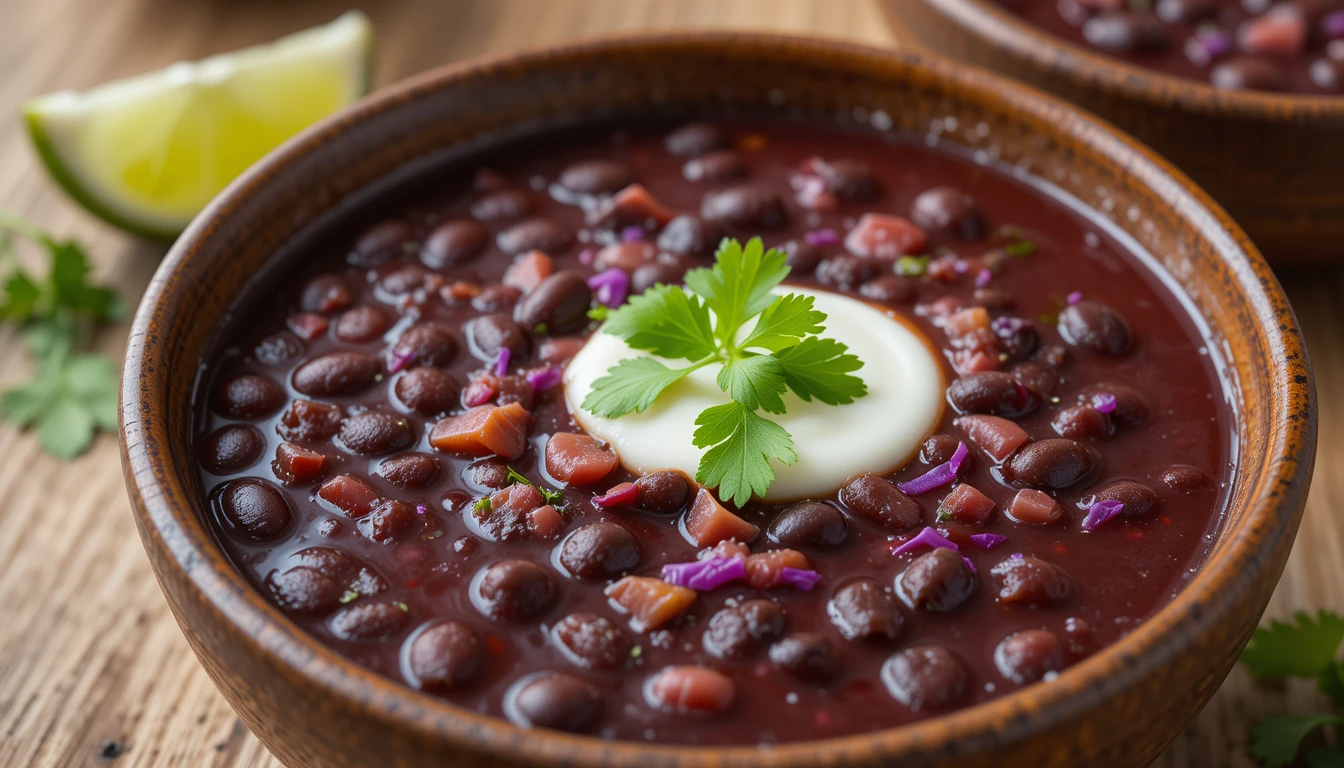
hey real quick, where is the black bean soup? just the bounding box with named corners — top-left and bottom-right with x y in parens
top-left (1000, 0), bottom-right (1344, 93)
top-left (197, 119), bottom-right (1234, 745)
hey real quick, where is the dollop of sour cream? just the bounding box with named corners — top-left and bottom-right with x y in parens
top-left (563, 287), bottom-right (945, 502)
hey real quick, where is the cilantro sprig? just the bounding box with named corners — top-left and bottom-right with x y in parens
top-left (0, 213), bottom-right (124, 459)
top-left (1240, 610), bottom-right (1344, 767)
top-left (580, 237), bottom-right (867, 506)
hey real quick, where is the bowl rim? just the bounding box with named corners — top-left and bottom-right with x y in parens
top-left (918, 0), bottom-right (1344, 119)
top-left (120, 30), bottom-right (1315, 766)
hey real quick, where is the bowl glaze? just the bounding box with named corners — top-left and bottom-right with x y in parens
top-left (120, 33), bottom-right (1315, 768)
top-left (893, 0), bottom-right (1344, 264)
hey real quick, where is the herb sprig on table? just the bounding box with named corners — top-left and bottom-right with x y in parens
top-left (1240, 610), bottom-right (1344, 767)
top-left (581, 237), bottom-right (867, 506)
top-left (0, 213), bottom-right (124, 459)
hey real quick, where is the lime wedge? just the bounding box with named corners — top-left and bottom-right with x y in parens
top-left (23, 11), bottom-right (373, 239)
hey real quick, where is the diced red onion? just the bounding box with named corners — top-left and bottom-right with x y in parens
top-left (661, 555), bottom-right (745, 591)
top-left (578, 248), bottom-right (595, 265)
top-left (803, 228), bottom-right (840, 246)
top-left (1066, 290), bottom-right (1083, 305)
top-left (953, 260), bottom-right (970, 275)
top-left (892, 526), bottom-right (959, 557)
top-left (897, 442), bottom-right (968, 495)
top-left (1091, 392), bottom-right (1117, 415)
top-left (1186, 27), bottom-right (1233, 66)
top-left (493, 347), bottom-right (510, 376)
top-left (991, 316), bottom-right (1033, 339)
top-left (961, 556), bottom-right (978, 576)
top-left (969, 533), bottom-right (1007, 550)
top-left (1081, 499), bottom-right (1125, 532)
top-left (621, 225), bottom-right (645, 243)
top-left (415, 504), bottom-right (428, 516)
top-left (587, 268), bottom-right (630, 308)
top-left (1324, 10), bottom-right (1344, 39)
top-left (463, 380), bottom-right (497, 407)
top-left (388, 348), bottom-right (416, 373)
top-left (975, 269), bottom-right (992, 288)
top-left (525, 366), bottom-right (562, 391)
top-left (592, 481), bottom-right (638, 509)
top-left (1010, 552), bottom-right (1024, 560)
top-left (778, 567), bottom-right (822, 591)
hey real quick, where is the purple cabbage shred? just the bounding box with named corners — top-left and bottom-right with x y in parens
top-left (388, 348), bottom-right (416, 373)
top-left (1066, 290), bottom-right (1083, 305)
top-left (525, 366), bottom-right (562, 391)
top-left (892, 526), bottom-right (959, 557)
top-left (1081, 499), bottom-right (1125, 532)
top-left (969, 533), bottom-right (1007, 550)
top-left (493, 347), bottom-right (510, 376)
top-left (778, 567), bottom-right (822, 591)
top-left (587, 268), bottom-right (630, 308)
top-left (802, 228), bottom-right (840, 247)
top-left (661, 556), bottom-right (745, 591)
top-left (620, 225), bottom-right (645, 243)
top-left (1092, 392), bottom-right (1118, 415)
top-left (897, 442), bottom-right (968, 495)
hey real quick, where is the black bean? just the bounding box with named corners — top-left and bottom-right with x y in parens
top-left (1158, 464), bottom-right (1212, 492)
top-left (393, 368), bottom-right (457, 417)
top-left (991, 555), bottom-right (1073, 607)
top-left (768, 633), bottom-right (839, 682)
top-left (199, 425), bottom-right (265, 474)
top-left (683, 150), bottom-right (747, 183)
top-left (828, 579), bottom-right (903, 642)
top-left (920, 434), bottom-right (961, 465)
top-left (1058, 300), bottom-right (1132, 355)
top-left (471, 188), bottom-right (532, 222)
top-left (558, 159), bottom-right (633, 196)
top-left (360, 500), bottom-right (416, 543)
top-left (1081, 480), bottom-right (1159, 518)
top-left (350, 220), bottom-right (413, 266)
top-left (292, 352), bottom-right (381, 397)
top-left (994, 629), bottom-right (1066, 685)
top-left (881, 646), bottom-right (968, 710)
top-left (212, 374), bottom-right (286, 419)
top-left (497, 218), bottom-right (572, 256)
top-left (1082, 12), bottom-right (1171, 52)
top-left (860, 275), bottom-right (916, 305)
top-left (812, 158), bottom-right (879, 203)
top-left (947, 371), bottom-right (1036, 417)
top-left (391, 323), bottom-right (459, 368)
top-left (557, 522), bottom-right (640, 580)
top-left (378, 264), bottom-right (428, 295)
top-left (1008, 362), bottom-right (1058, 396)
top-left (631, 261), bottom-right (686, 294)
top-left (265, 566), bottom-right (343, 615)
top-left (898, 548), bottom-right (975, 612)
top-left (665, 122), bottom-right (730, 156)
top-left (767, 501), bottom-right (848, 549)
top-left (299, 275), bottom-right (352, 314)
top-left (815, 255), bottom-right (876, 291)
top-left (330, 601), bottom-right (409, 641)
top-left (421, 220), bottom-right (489, 268)
top-left (1003, 439), bottom-right (1098, 490)
top-left (634, 470), bottom-right (692, 514)
top-left (656, 214), bottom-right (725, 258)
top-left (911, 187), bottom-right (984, 241)
top-left (703, 600), bottom-right (786, 659)
top-left (333, 305), bottom-right (391, 344)
top-left (277, 399), bottom-right (344, 442)
top-left (463, 313), bottom-right (529, 361)
top-left (701, 184), bottom-right (788, 231)
top-left (378, 453), bottom-right (441, 489)
top-left (514, 271), bottom-right (592, 334)
top-left (551, 613), bottom-right (632, 670)
top-left (337, 412), bottom-right (414, 456)
top-left (1051, 405), bottom-right (1113, 440)
top-left (471, 284), bottom-right (522, 313)
top-left (1156, 0), bottom-right (1219, 23)
top-left (254, 332), bottom-right (304, 365)
top-left (839, 473), bottom-right (922, 531)
top-left (1311, 58), bottom-right (1344, 92)
top-left (212, 478), bottom-right (292, 540)
top-left (472, 559), bottom-right (556, 620)
top-left (777, 239), bottom-right (823, 274)
top-left (404, 620), bottom-right (481, 690)
top-left (507, 673), bottom-right (602, 733)
top-left (1211, 56), bottom-right (1287, 91)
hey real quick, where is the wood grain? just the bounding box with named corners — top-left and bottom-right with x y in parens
top-left (0, 1), bottom-right (1336, 766)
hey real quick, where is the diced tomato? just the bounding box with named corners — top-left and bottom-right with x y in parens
top-left (944, 307), bottom-right (991, 339)
top-left (472, 482), bottom-right (544, 542)
top-left (844, 213), bottom-right (928, 260)
top-left (951, 348), bottom-right (1001, 375)
top-left (545, 433), bottom-right (619, 486)
top-left (502, 250), bottom-right (553, 293)
top-left (937, 484), bottom-right (996, 524)
top-left (743, 548), bottom-right (809, 590)
top-left (287, 312), bottom-right (329, 340)
top-left (683, 489), bottom-right (760, 547)
top-left (955, 415), bottom-right (1030, 463)
top-left (605, 576), bottom-right (696, 632)
top-left (1006, 488), bottom-right (1064, 525)
top-left (429, 402), bottom-right (532, 459)
top-left (591, 184), bottom-right (675, 229)
top-left (317, 474), bottom-right (381, 518)
top-left (526, 504), bottom-right (565, 539)
top-left (441, 281), bottom-right (481, 302)
top-left (274, 442), bottom-right (325, 484)
top-left (646, 666), bottom-right (736, 714)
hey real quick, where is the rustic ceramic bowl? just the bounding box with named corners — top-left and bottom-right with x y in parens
top-left (891, 0), bottom-right (1344, 264)
top-left (120, 33), bottom-right (1315, 768)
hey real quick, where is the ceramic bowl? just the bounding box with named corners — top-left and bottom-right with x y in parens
top-left (892, 0), bottom-right (1344, 264)
top-left (120, 33), bottom-right (1315, 768)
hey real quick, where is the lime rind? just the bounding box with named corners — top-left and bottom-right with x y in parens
top-left (23, 11), bottom-right (373, 240)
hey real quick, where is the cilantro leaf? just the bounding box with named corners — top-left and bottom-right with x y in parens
top-left (740, 292), bottom-right (825, 352)
top-left (2, 352), bottom-right (118, 460)
top-left (716, 354), bottom-right (787, 415)
top-left (1241, 611), bottom-right (1344, 680)
top-left (506, 466), bottom-right (565, 506)
top-left (48, 239), bottom-right (125, 322)
top-left (774, 337), bottom-right (868, 405)
top-left (684, 237), bottom-right (788, 346)
top-left (582, 357), bottom-right (702, 418)
top-left (0, 268), bottom-right (42, 320)
top-left (603, 284), bottom-right (716, 361)
top-left (692, 401), bottom-right (796, 507)
top-left (1249, 714), bottom-right (1342, 768)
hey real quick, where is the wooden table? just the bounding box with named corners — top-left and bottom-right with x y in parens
top-left (0, 1), bottom-right (1338, 765)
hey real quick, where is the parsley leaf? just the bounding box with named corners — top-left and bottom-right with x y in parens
top-left (740, 292), bottom-right (825, 353)
top-left (684, 237), bottom-right (788, 346)
top-left (1242, 611), bottom-right (1344, 680)
top-left (582, 357), bottom-right (703, 418)
top-left (602, 284), bottom-right (716, 362)
top-left (2, 352), bottom-right (119, 460)
top-left (716, 354), bottom-right (787, 415)
top-left (692, 401), bottom-right (796, 507)
top-left (1249, 714), bottom-right (1342, 768)
top-left (774, 337), bottom-right (868, 405)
